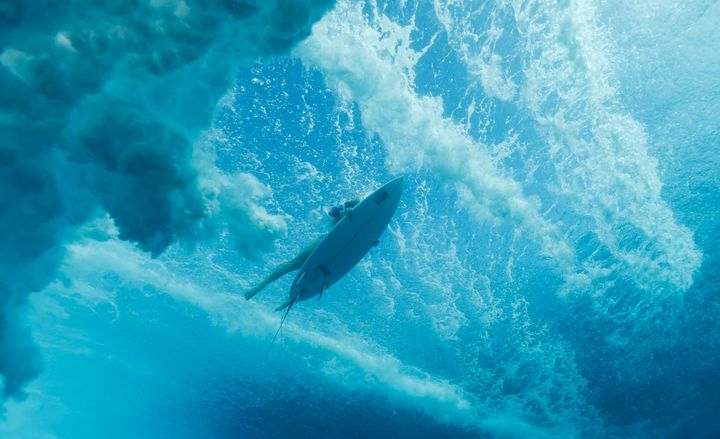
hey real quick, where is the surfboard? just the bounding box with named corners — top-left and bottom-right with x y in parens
top-left (285, 176), bottom-right (404, 307)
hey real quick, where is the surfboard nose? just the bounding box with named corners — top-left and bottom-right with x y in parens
top-left (386, 175), bottom-right (405, 193)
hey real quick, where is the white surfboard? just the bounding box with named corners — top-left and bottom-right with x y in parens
top-left (281, 176), bottom-right (404, 309)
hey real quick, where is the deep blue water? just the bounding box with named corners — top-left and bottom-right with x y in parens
top-left (1, 0), bottom-right (719, 438)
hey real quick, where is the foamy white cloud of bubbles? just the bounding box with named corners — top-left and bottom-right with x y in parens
top-left (20, 232), bottom-right (573, 438)
top-left (514, 0), bottom-right (701, 294)
top-left (0, 0), bottom-right (334, 403)
top-left (294, 2), bottom-right (578, 278)
top-left (432, 0), bottom-right (702, 295)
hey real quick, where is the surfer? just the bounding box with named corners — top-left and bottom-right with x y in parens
top-left (244, 199), bottom-right (359, 300)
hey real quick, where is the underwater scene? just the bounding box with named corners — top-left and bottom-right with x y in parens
top-left (1, 0), bottom-right (719, 437)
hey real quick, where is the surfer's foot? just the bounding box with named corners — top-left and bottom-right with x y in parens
top-left (244, 286), bottom-right (260, 300)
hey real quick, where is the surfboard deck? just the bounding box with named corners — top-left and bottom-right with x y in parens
top-left (287, 176), bottom-right (404, 305)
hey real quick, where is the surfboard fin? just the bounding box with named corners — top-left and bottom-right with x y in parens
top-left (318, 283), bottom-right (327, 301)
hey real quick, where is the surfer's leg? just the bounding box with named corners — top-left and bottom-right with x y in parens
top-left (244, 238), bottom-right (323, 300)
top-left (244, 260), bottom-right (295, 300)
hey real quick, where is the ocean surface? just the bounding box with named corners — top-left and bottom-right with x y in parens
top-left (1, 0), bottom-right (719, 438)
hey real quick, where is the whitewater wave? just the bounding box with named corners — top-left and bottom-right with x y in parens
top-left (13, 215), bottom-right (589, 437)
top-left (49, 234), bottom-right (481, 429)
top-left (432, 0), bottom-right (702, 294)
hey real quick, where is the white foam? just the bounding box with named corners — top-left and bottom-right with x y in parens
top-left (433, 0), bottom-right (702, 293)
top-left (50, 236), bottom-right (480, 428)
top-left (295, 1), bottom-right (577, 276)
top-left (433, 0), bottom-right (519, 103)
top-left (39, 232), bottom-right (590, 436)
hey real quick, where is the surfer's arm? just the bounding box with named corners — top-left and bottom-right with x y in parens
top-left (344, 199), bottom-right (359, 217)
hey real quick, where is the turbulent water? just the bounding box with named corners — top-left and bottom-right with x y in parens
top-left (1, 0), bottom-right (719, 438)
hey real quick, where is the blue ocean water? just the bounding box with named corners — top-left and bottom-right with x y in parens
top-left (1, 0), bottom-right (719, 438)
